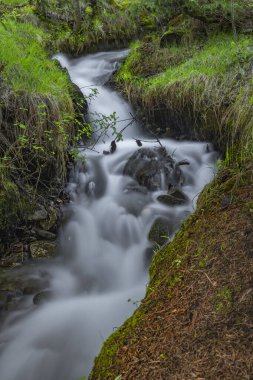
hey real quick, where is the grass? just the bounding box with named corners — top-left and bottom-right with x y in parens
top-left (115, 33), bottom-right (253, 160)
top-left (0, 17), bottom-right (72, 104)
top-left (0, 15), bottom-right (76, 231)
top-left (149, 34), bottom-right (253, 85)
top-left (33, 0), bottom-right (140, 54)
top-left (1, 0), bottom-right (29, 5)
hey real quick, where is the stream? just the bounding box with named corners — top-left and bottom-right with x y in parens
top-left (0, 50), bottom-right (217, 380)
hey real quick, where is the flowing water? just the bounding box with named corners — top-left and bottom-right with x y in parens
top-left (0, 50), bottom-right (217, 380)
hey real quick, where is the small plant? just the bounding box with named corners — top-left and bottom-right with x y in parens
top-left (215, 288), bottom-right (233, 314)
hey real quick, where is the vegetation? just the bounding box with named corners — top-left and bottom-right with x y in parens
top-left (89, 1), bottom-right (253, 379)
top-left (0, 13), bottom-right (76, 232)
top-left (0, 0), bottom-right (252, 378)
top-left (91, 163), bottom-right (253, 380)
top-left (115, 30), bottom-right (253, 162)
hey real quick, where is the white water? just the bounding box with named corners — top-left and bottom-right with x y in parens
top-left (0, 50), bottom-right (217, 380)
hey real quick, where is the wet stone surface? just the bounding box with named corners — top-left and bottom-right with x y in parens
top-left (123, 147), bottom-right (184, 191)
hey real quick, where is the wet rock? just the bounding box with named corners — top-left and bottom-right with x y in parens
top-left (124, 182), bottom-right (149, 195)
top-left (0, 289), bottom-right (22, 311)
top-left (148, 217), bottom-right (172, 246)
top-left (39, 206), bottom-right (58, 231)
top-left (28, 205), bottom-right (47, 222)
top-left (23, 284), bottom-right (42, 295)
top-left (34, 228), bottom-right (56, 240)
top-left (144, 246), bottom-right (155, 268)
top-left (0, 243), bottom-right (29, 268)
top-left (33, 290), bottom-right (53, 305)
top-left (157, 190), bottom-right (189, 206)
top-left (123, 147), bottom-right (184, 191)
top-left (30, 241), bottom-right (57, 259)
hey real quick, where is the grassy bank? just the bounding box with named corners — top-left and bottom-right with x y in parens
top-left (90, 3), bottom-right (253, 379)
top-left (0, 15), bottom-right (76, 232)
top-left (115, 32), bottom-right (253, 160)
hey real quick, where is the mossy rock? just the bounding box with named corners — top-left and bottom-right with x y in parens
top-left (0, 181), bottom-right (31, 231)
top-left (30, 241), bottom-right (57, 259)
top-left (148, 217), bottom-right (171, 246)
top-left (157, 190), bottom-right (188, 206)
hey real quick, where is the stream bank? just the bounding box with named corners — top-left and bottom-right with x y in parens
top-left (0, 15), bottom-right (88, 314)
top-left (89, 4), bottom-right (253, 379)
top-left (91, 164), bottom-right (253, 380)
top-left (0, 2), bottom-right (252, 379)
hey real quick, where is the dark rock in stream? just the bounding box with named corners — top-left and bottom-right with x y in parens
top-left (123, 147), bottom-right (184, 191)
top-left (0, 242), bottom-right (29, 268)
top-left (0, 268), bottom-right (48, 313)
top-left (157, 189), bottom-right (189, 206)
top-left (148, 217), bottom-right (173, 247)
top-left (33, 290), bottom-right (53, 305)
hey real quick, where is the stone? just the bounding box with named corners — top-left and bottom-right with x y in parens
top-left (123, 147), bottom-right (184, 191)
top-left (33, 290), bottom-right (53, 305)
top-left (39, 206), bottom-right (58, 231)
top-left (30, 241), bottom-right (57, 259)
top-left (157, 190), bottom-right (188, 206)
top-left (148, 217), bottom-right (172, 246)
top-left (0, 243), bottom-right (29, 268)
top-left (34, 228), bottom-right (56, 240)
top-left (28, 206), bottom-right (47, 222)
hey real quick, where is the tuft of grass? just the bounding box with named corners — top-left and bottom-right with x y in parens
top-left (115, 33), bottom-right (253, 162)
top-left (0, 17), bottom-right (72, 105)
top-left (1, 0), bottom-right (29, 5)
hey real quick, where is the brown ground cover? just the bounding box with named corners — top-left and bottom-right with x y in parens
top-left (91, 165), bottom-right (253, 380)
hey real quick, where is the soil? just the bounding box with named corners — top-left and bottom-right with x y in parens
top-left (90, 165), bottom-right (253, 380)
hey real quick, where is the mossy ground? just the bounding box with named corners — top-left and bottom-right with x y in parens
top-left (90, 164), bottom-right (253, 380)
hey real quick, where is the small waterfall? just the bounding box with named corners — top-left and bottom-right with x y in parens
top-left (0, 50), bottom-right (217, 380)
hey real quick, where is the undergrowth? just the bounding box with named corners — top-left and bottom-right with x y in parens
top-left (0, 16), bottom-right (76, 231)
top-left (116, 33), bottom-right (253, 162)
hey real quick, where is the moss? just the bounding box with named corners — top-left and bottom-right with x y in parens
top-left (214, 288), bottom-right (233, 314)
top-left (91, 158), bottom-right (253, 378)
top-left (90, 309), bottom-right (143, 380)
top-left (0, 181), bottom-right (31, 230)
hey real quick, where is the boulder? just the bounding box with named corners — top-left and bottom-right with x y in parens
top-left (0, 242), bottom-right (29, 268)
top-left (123, 147), bottom-right (184, 191)
top-left (148, 217), bottom-right (172, 246)
top-left (30, 241), bottom-right (57, 259)
top-left (33, 290), bottom-right (53, 305)
top-left (34, 228), bottom-right (56, 240)
top-left (157, 190), bottom-right (189, 206)
top-left (28, 205), bottom-right (47, 222)
top-left (39, 206), bottom-right (58, 231)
